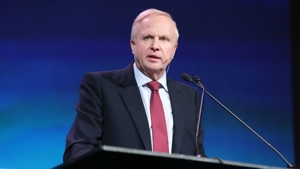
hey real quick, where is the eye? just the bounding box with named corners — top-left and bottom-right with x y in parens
top-left (161, 37), bottom-right (169, 41)
top-left (144, 36), bottom-right (151, 40)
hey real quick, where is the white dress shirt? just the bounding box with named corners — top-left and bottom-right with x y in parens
top-left (133, 63), bottom-right (173, 153)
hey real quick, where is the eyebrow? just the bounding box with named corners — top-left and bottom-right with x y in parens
top-left (142, 34), bottom-right (171, 39)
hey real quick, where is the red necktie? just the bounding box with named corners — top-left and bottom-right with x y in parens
top-left (147, 81), bottom-right (169, 153)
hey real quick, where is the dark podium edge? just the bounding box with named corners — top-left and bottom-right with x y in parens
top-left (54, 145), bottom-right (287, 169)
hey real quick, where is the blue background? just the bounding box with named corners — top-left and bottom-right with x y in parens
top-left (0, 1), bottom-right (294, 168)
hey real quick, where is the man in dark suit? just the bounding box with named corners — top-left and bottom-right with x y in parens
top-left (63, 8), bottom-right (205, 162)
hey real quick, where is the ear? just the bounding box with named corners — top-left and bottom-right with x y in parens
top-left (172, 43), bottom-right (178, 59)
top-left (130, 39), bottom-right (136, 54)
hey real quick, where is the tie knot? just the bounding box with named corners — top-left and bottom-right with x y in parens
top-left (147, 81), bottom-right (161, 91)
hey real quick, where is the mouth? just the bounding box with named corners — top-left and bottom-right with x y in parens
top-left (147, 55), bottom-right (161, 60)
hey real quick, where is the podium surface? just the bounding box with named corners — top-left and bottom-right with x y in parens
top-left (54, 145), bottom-right (287, 169)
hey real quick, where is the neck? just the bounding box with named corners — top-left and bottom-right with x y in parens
top-left (135, 63), bottom-right (165, 81)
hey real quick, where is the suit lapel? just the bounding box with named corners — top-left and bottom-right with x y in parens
top-left (118, 64), bottom-right (152, 151)
top-left (168, 79), bottom-right (185, 153)
top-left (117, 64), bottom-right (186, 152)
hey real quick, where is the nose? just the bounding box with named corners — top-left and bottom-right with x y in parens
top-left (151, 38), bottom-right (160, 51)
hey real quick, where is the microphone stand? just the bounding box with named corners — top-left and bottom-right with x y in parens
top-left (182, 73), bottom-right (295, 168)
top-left (195, 79), bottom-right (205, 157)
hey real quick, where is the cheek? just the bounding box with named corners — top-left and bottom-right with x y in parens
top-left (166, 48), bottom-right (176, 57)
top-left (136, 45), bottom-right (146, 53)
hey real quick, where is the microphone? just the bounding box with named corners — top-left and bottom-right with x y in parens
top-left (181, 73), bottom-right (295, 168)
top-left (182, 73), bottom-right (205, 157)
top-left (193, 75), bottom-right (201, 85)
top-left (181, 73), bottom-right (193, 82)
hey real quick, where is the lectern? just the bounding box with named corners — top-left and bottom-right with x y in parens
top-left (54, 146), bottom-right (286, 169)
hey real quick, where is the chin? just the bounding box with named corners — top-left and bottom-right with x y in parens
top-left (146, 65), bottom-right (162, 70)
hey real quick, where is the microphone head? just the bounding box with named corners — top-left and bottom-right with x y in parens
top-left (193, 75), bottom-right (201, 82)
top-left (182, 73), bottom-right (193, 82)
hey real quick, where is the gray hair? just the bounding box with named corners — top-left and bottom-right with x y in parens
top-left (130, 8), bottom-right (179, 43)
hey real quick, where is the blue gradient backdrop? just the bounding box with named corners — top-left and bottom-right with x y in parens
top-left (0, 1), bottom-right (294, 168)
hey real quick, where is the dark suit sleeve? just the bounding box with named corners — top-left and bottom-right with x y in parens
top-left (63, 73), bottom-right (103, 162)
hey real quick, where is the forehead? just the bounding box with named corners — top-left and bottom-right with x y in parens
top-left (137, 15), bottom-right (176, 36)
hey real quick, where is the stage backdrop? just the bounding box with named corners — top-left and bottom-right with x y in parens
top-left (0, 1), bottom-right (294, 168)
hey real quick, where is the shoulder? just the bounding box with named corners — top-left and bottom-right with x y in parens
top-left (80, 63), bottom-right (135, 87)
top-left (82, 63), bottom-right (133, 82)
top-left (167, 77), bottom-right (198, 93)
top-left (80, 69), bottom-right (124, 87)
top-left (167, 77), bottom-right (200, 104)
top-left (83, 69), bottom-right (123, 79)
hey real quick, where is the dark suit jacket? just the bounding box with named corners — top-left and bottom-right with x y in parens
top-left (63, 63), bottom-right (205, 162)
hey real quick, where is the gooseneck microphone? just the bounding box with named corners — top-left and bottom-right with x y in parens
top-left (182, 73), bottom-right (206, 157)
top-left (182, 73), bottom-right (205, 157)
top-left (181, 73), bottom-right (295, 168)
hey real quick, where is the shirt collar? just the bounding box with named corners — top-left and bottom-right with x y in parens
top-left (133, 62), bottom-right (168, 92)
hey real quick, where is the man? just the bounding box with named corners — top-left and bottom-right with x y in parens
top-left (63, 8), bottom-right (205, 162)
